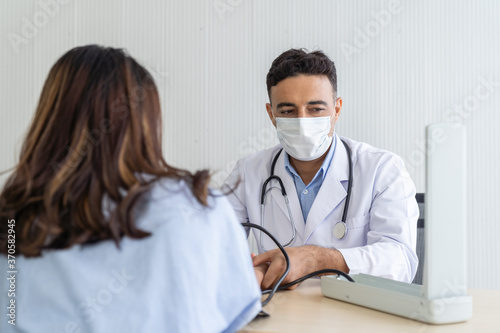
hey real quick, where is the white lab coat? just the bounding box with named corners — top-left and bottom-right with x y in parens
top-left (223, 134), bottom-right (419, 283)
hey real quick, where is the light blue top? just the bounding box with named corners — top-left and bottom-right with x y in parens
top-left (284, 136), bottom-right (337, 222)
top-left (0, 178), bottom-right (261, 333)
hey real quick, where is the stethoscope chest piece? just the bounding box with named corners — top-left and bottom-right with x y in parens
top-left (333, 221), bottom-right (347, 240)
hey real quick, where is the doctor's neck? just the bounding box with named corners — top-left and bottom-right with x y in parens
top-left (289, 145), bottom-right (331, 185)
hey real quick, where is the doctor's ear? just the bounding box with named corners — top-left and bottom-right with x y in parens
top-left (266, 103), bottom-right (276, 127)
top-left (334, 97), bottom-right (343, 120)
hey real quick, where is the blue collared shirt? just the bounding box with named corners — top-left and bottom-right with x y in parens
top-left (284, 136), bottom-right (337, 223)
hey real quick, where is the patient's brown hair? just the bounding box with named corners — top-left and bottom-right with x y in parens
top-left (0, 45), bottom-right (210, 257)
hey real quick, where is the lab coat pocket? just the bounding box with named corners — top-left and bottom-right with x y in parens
top-left (346, 214), bottom-right (370, 229)
top-left (333, 214), bottom-right (370, 248)
top-left (311, 214), bottom-right (370, 249)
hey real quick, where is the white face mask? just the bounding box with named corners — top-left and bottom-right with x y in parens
top-left (275, 116), bottom-right (333, 161)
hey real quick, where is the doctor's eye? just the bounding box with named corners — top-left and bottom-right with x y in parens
top-left (280, 109), bottom-right (294, 115)
top-left (311, 108), bottom-right (326, 113)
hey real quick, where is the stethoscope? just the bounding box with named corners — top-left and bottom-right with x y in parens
top-left (260, 139), bottom-right (353, 251)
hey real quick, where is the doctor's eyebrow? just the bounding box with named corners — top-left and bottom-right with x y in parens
top-left (276, 101), bottom-right (328, 108)
top-left (307, 100), bottom-right (328, 106)
top-left (276, 102), bottom-right (297, 109)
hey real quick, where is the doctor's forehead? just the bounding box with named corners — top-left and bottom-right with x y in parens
top-left (269, 74), bottom-right (335, 105)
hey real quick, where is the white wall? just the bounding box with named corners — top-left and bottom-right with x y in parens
top-left (1, 0), bottom-right (499, 289)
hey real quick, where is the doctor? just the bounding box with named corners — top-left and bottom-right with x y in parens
top-left (224, 48), bottom-right (419, 290)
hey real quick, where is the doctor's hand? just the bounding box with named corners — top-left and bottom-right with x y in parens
top-left (251, 253), bottom-right (268, 287)
top-left (252, 245), bottom-right (349, 290)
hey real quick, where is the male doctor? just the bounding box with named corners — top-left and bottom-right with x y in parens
top-left (224, 49), bottom-right (418, 290)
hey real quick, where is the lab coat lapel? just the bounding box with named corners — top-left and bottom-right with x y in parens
top-left (303, 135), bottom-right (349, 242)
top-left (268, 150), bottom-right (306, 239)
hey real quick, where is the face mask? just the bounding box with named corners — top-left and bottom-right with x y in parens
top-left (275, 116), bottom-right (333, 161)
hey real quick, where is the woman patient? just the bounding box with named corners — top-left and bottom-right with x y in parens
top-left (0, 45), bottom-right (261, 332)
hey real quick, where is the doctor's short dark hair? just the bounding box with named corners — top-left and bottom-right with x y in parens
top-left (266, 48), bottom-right (337, 103)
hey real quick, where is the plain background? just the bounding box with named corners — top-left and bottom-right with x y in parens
top-left (1, 0), bottom-right (499, 289)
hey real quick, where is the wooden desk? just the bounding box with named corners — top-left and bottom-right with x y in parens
top-left (240, 279), bottom-right (499, 333)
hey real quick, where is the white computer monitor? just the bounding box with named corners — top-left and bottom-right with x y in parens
top-left (321, 123), bottom-right (472, 324)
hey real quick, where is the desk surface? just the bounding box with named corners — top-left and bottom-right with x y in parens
top-left (240, 280), bottom-right (499, 333)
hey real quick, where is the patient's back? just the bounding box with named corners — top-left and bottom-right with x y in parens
top-left (0, 178), bottom-right (261, 333)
